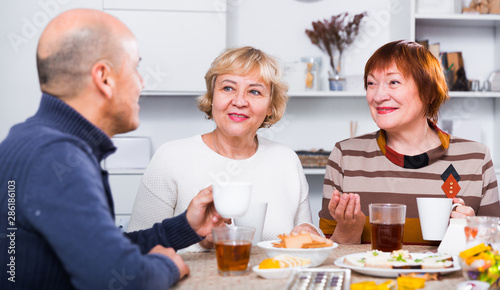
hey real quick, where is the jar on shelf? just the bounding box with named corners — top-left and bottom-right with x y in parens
top-left (301, 57), bottom-right (321, 91)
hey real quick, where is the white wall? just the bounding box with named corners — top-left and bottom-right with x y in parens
top-left (0, 0), bottom-right (103, 140)
top-left (0, 0), bottom-right (410, 149)
top-left (128, 0), bottom-right (403, 150)
top-left (227, 0), bottom-right (401, 91)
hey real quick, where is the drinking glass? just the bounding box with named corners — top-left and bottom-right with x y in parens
top-left (212, 226), bottom-right (255, 276)
top-left (369, 203), bottom-right (406, 252)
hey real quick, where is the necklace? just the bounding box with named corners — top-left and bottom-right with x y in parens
top-left (212, 130), bottom-right (220, 154)
top-left (211, 130), bottom-right (259, 156)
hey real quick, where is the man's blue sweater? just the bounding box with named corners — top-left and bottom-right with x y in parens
top-left (0, 93), bottom-right (202, 289)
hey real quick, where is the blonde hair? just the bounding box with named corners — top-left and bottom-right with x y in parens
top-left (197, 46), bottom-right (289, 128)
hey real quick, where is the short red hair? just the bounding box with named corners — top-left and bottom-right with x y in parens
top-left (364, 40), bottom-right (449, 123)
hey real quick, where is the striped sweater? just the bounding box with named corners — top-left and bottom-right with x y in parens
top-left (319, 130), bottom-right (500, 245)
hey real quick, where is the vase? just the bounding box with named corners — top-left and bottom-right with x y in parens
top-left (328, 77), bottom-right (346, 91)
top-left (328, 52), bottom-right (345, 91)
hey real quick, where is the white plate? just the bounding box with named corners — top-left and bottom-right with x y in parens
top-left (258, 240), bottom-right (338, 267)
top-left (334, 252), bottom-right (461, 278)
top-left (252, 265), bottom-right (295, 279)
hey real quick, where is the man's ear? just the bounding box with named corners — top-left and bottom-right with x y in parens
top-left (92, 62), bottom-right (114, 99)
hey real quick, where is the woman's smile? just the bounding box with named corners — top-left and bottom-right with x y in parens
top-left (228, 112), bottom-right (249, 122)
top-left (376, 106), bottom-right (398, 114)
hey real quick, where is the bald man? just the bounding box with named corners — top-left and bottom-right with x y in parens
top-left (0, 9), bottom-right (226, 289)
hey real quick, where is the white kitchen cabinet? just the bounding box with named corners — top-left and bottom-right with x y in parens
top-left (105, 3), bottom-right (226, 93)
top-left (103, 0), bottom-right (226, 12)
top-left (109, 172), bottom-right (143, 231)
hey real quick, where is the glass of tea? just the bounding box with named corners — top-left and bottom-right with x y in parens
top-left (464, 216), bottom-right (499, 248)
top-left (369, 203), bottom-right (406, 252)
top-left (212, 226), bottom-right (255, 276)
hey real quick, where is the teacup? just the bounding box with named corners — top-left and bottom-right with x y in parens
top-left (213, 182), bottom-right (252, 218)
top-left (417, 197), bottom-right (460, 241)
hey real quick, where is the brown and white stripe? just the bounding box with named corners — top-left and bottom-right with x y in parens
top-left (319, 131), bottom-right (500, 245)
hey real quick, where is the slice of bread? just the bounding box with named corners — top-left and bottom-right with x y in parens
top-left (274, 231), bottom-right (334, 248)
top-left (283, 233), bottom-right (313, 248)
top-left (420, 254), bottom-right (454, 269)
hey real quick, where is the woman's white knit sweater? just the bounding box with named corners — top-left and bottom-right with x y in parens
top-left (128, 134), bottom-right (315, 252)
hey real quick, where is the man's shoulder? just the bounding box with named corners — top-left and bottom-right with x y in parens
top-left (1, 120), bottom-right (91, 161)
top-left (12, 119), bottom-right (81, 141)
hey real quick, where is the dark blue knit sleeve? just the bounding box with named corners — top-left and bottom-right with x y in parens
top-left (125, 211), bottom-right (202, 253)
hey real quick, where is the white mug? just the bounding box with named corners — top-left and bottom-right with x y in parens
top-left (233, 202), bottom-right (268, 245)
top-left (213, 182), bottom-right (252, 218)
top-left (417, 197), bottom-right (460, 241)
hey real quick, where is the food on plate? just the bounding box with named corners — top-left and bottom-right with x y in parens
top-left (343, 250), bottom-right (454, 269)
top-left (459, 243), bottom-right (500, 287)
top-left (350, 280), bottom-right (395, 290)
top-left (258, 254), bottom-right (311, 269)
top-left (397, 276), bottom-right (425, 289)
top-left (460, 243), bottom-right (491, 261)
top-left (272, 231), bottom-right (334, 249)
top-left (398, 272), bottom-right (440, 281)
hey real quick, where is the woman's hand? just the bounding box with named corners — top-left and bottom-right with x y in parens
top-left (451, 197), bottom-right (475, 218)
top-left (328, 190), bottom-right (365, 244)
top-left (292, 223), bottom-right (320, 235)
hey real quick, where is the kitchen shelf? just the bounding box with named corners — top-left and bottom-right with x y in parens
top-left (449, 91), bottom-right (500, 98)
top-left (140, 89), bottom-right (500, 98)
top-left (108, 167), bottom-right (328, 176)
top-left (141, 91), bottom-right (205, 97)
top-left (289, 91), bottom-right (500, 98)
top-left (303, 168), bottom-right (326, 175)
top-left (416, 13), bottom-right (500, 27)
top-left (288, 91), bottom-right (366, 98)
top-left (105, 168), bottom-right (500, 176)
top-left (141, 90), bottom-right (368, 98)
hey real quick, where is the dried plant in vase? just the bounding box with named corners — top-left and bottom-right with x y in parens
top-left (305, 12), bottom-right (366, 83)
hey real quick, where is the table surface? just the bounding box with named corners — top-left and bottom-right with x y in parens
top-left (171, 244), bottom-right (466, 289)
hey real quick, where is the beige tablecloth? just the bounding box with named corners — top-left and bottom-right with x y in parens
top-left (171, 244), bottom-right (465, 289)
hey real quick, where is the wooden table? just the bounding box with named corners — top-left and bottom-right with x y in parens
top-left (172, 244), bottom-right (466, 289)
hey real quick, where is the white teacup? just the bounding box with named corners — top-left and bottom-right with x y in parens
top-left (213, 182), bottom-right (252, 218)
top-left (234, 202), bottom-right (268, 245)
top-left (417, 197), bottom-right (460, 241)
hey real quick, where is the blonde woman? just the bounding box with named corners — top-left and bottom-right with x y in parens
top-left (128, 47), bottom-right (319, 252)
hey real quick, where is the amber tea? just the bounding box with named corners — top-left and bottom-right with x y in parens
top-left (370, 222), bottom-right (404, 252)
top-left (369, 203), bottom-right (406, 252)
top-left (212, 226), bottom-right (255, 276)
top-left (215, 241), bottom-right (252, 273)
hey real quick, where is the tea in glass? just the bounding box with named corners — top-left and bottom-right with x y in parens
top-left (212, 226), bottom-right (255, 276)
top-left (215, 241), bottom-right (252, 272)
top-left (370, 222), bottom-right (404, 252)
top-left (369, 203), bottom-right (406, 252)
